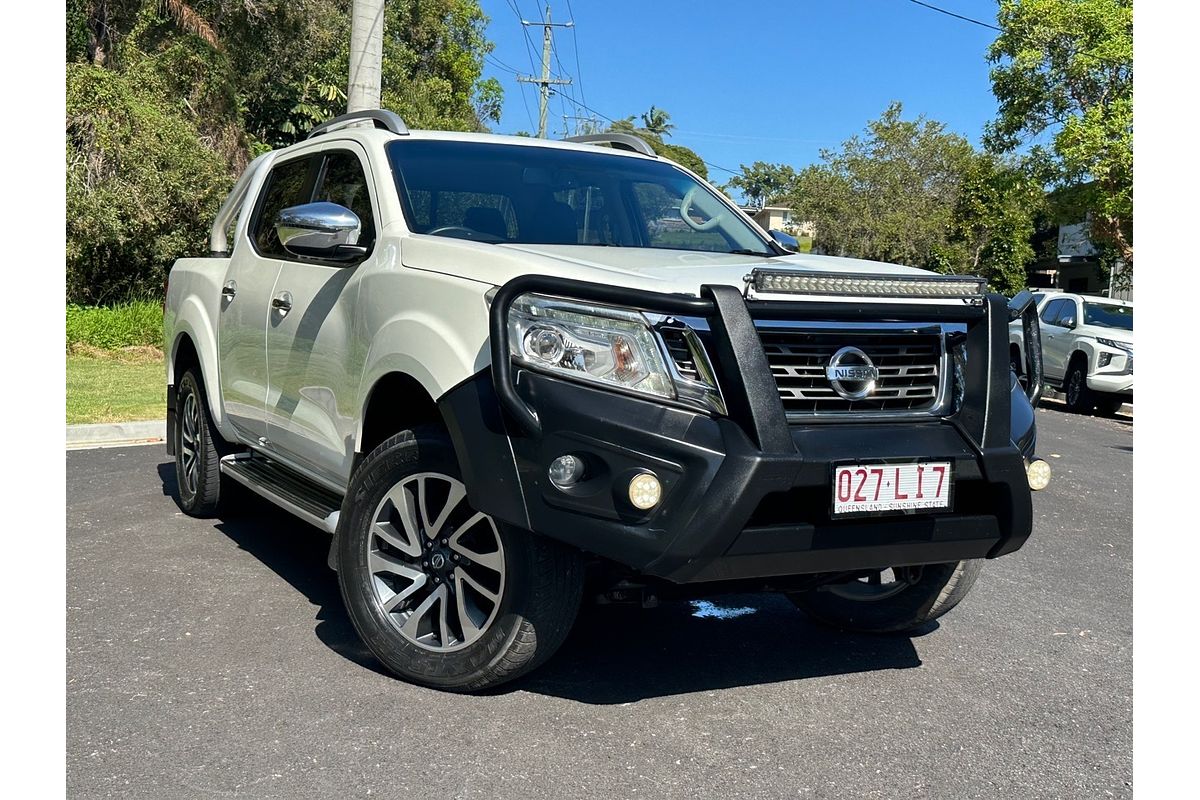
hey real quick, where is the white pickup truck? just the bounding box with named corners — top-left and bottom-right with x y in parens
top-left (164, 110), bottom-right (1048, 691)
top-left (1009, 291), bottom-right (1132, 415)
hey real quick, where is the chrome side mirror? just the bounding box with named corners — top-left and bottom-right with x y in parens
top-left (768, 229), bottom-right (798, 252)
top-left (275, 202), bottom-right (366, 262)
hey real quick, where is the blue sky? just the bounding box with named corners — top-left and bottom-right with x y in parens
top-left (479, 0), bottom-right (1003, 184)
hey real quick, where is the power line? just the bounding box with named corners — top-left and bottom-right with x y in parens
top-left (907, 0), bottom-right (1126, 67)
top-left (548, 89), bottom-right (614, 125)
top-left (547, 89), bottom-right (739, 177)
top-left (484, 53), bottom-right (524, 76)
top-left (507, 0), bottom-right (541, 73)
top-left (564, 0), bottom-right (587, 109)
top-left (906, 0), bottom-right (1000, 32)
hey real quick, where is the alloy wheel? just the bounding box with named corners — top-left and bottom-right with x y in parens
top-left (367, 472), bottom-right (505, 651)
top-left (179, 392), bottom-right (201, 497)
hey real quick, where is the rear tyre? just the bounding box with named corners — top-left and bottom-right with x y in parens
top-left (173, 368), bottom-right (231, 517)
top-left (337, 428), bottom-right (584, 691)
top-left (788, 561), bottom-right (983, 633)
top-left (1064, 359), bottom-right (1095, 414)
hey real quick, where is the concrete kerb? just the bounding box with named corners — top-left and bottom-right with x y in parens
top-left (67, 420), bottom-right (165, 450)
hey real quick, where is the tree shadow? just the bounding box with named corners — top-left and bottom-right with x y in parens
top-left (159, 461), bottom-right (927, 703)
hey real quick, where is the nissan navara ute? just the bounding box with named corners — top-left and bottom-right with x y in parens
top-left (164, 110), bottom-right (1050, 691)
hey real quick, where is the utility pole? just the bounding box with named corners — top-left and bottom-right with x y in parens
top-left (517, 5), bottom-right (572, 138)
top-left (562, 114), bottom-right (601, 136)
top-left (347, 0), bottom-right (385, 112)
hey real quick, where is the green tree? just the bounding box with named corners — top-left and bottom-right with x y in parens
top-left (607, 111), bottom-right (707, 180)
top-left (785, 102), bottom-right (1039, 291)
top-left (725, 161), bottom-right (798, 207)
top-left (66, 63), bottom-right (229, 303)
top-left (946, 154), bottom-right (1042, 293)
top-left (788, 102), bottom-right (974, 269)
top-left (986, 0), bottom-right (1132, 267)
top-left (640, 105), bottom-right (674, 137)
top-left (65, 0), bottom-right (502, 303)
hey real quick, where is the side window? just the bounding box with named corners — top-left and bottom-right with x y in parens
top-left (1041, 298), bottom-right (1067, 326)
top-left (315, 151), bottom-right (376, 250)
top-left (252, 156), bottom-right (317, 258)
top-left (1059, 300), bottom-right (1079, 327)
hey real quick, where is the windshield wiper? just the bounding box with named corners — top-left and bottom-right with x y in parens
top-left (726, 249), bottom-right (775, 257)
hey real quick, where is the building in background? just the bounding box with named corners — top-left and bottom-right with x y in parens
top-left (1027, 217), bottom-right (1132, 301)
top-left (739, 205), bottom-right (815, 238)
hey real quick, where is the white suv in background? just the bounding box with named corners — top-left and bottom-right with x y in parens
top-left (1010, 292), bottom-right (1132, 415)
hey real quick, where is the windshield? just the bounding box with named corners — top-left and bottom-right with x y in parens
top-left (385, 140), bottom-right (774, 255)
top-left (1083, 301), bottom-right (1133, 331)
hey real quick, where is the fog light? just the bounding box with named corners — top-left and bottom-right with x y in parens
top-left (548, 454), bottom-right (585, 488)
top-left (1026, 458), bottom-right (1052, 491)
top-left (628, 472), bottom-right (662, 510)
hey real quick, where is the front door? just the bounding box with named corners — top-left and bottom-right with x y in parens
top-left (1038, 297), bottom-right (1075, 383)
top-left (217, 154), bottom-right (319, 442)
top-left (265, 146), bottom-right (377, 485)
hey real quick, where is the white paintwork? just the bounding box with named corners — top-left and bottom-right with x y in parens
top-left (165, 126), bottom-right (958, 491)
top-left (1009, 292), bottom-right (1133, 397)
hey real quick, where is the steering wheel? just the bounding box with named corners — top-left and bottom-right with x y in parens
top-left (679, 186), bottom-right (724, 232)
top-left (426, 225), bottom-right (480, 238)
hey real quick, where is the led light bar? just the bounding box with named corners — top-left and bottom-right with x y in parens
top-left (751, 269), bottom-right (987, 299)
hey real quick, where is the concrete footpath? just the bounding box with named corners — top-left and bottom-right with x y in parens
top-left (66, 419), bottom-right (164, 450)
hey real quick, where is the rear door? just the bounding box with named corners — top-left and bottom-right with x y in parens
top-left (264, 145), bottom-right (377, 485)
top-left (218, 153), bottom-right (320, 442)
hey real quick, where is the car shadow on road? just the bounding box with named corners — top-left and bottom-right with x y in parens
top-left (157, 462), bottom-right (391, 679)
top-left (159, 461), bottom-right (927, 703)
top-left (508, 599), bottom-right (928, 704)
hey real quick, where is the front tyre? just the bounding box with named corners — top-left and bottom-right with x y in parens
top-left (337, 429), bottom-right (584, 691)
top-left (788, 561), bottom-right (982, 633)
top-left (1095, 395), bottom-right (1127, 416)
top-left (1064, 360), bottom-right (1095, 414)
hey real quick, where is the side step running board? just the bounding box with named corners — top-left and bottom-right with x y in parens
top-left (220, 453), bottom-right (343, 534)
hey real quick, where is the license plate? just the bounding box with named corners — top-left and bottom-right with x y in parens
top-left (832, 461), bottom-right (952, 516)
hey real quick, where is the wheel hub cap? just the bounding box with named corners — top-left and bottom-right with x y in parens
top-left (367, 472), bottom-right (505, 652)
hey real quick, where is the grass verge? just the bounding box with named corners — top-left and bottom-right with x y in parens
top-left (67, 301), bottom-right (163, 350)
top-left (67, 346), bottom-right (166, 424)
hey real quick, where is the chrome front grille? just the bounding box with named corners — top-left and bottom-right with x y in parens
top-left (757, 328), bottom-right (947, 417)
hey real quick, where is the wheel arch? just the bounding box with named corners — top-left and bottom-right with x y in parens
top-left (1068, 346), bottom-right (1092, 374)
top-left (168, 293), bottom-right (225, 428)
top-left (355, 370), bottom-right (444, 467)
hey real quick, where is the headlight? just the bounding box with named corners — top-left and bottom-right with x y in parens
top-left (1095, 337), bottom-right (1132, 353)
top-left (506, 293), bottom-right (724, 413)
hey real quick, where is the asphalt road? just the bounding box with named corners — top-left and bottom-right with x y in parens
top-left (66, 406), bottom-right (1132, 799)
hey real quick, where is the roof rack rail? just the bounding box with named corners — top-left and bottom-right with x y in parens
top-left (308, 109), bottom-right (410, 139)
top-left (563, 133), bottom-right (656, 157)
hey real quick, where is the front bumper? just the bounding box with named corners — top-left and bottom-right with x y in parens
top-left (1088, 373), bottom-right (1133, 395)
top-left (440, 277), bottom-right (1039, 585)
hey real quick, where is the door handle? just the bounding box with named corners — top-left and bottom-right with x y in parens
top-left (221, 280), bottom-right (237, 299)
top-left (271, 291), bottom-right (293, 313)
